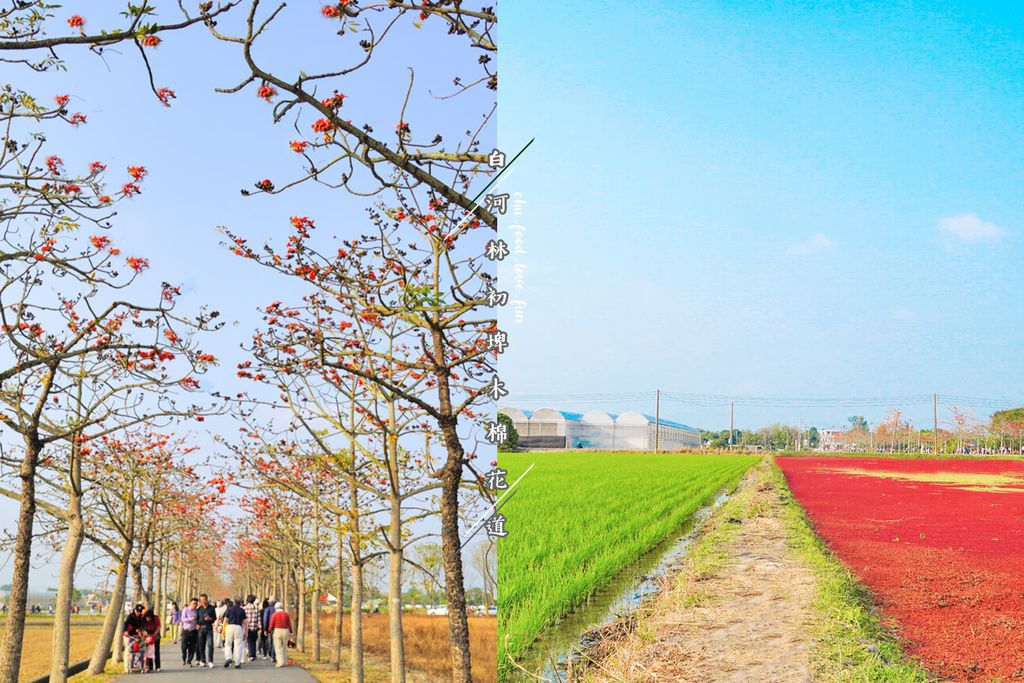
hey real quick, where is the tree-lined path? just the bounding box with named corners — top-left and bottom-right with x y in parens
top-left (117, 643), bottom-right (315, 682)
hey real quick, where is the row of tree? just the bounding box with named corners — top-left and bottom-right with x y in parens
top-left (701, 406), bottom-right (1024, 454)
top-left (0, 2), bottom-right (498, 683)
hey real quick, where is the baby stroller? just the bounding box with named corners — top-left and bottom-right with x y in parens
top-left (127, 632), bottom-right (150, 674)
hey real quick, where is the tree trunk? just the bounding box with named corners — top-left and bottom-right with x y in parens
top-left (0, 434), bottom-right (43, 683)
top-left (146, 545), bottom-right (155, 607)
top-left (131, 558), bottom-right (145, 607)
top-left (312, 564), bottom-right (321, 662)
top-left (49, 482), bottom-right (84, 683)
top-left (295, 566), bottom-right (306, 653)
top-left (87, 540), bottom-right (132, 674)
top-left (281, 566), bottom-right (289, 618)
top-left (351, 559), bottom-right (365, 683)
top-left (438, 417), bottom-right (473, 683)
top-left (388, 477), bottom-right (406, 681)
top-left (313, 486), bottom-right (322, 663)
top-left (333, 508), bottom-right (344, 672)
top-left (429, 320), bottom-right (474, 683)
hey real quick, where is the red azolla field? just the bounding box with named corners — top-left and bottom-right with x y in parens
top-left (777, 457), bottom-right (1024, 681)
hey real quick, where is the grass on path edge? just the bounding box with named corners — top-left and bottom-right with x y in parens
top-left (771, 460), bottom-right (933, 682)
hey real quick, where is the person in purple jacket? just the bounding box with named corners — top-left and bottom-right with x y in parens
top-left (179, 597), bottom-right (200, 666)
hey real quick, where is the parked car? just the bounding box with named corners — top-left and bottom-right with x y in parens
top-left (426, 605), bottom-right (448, 616)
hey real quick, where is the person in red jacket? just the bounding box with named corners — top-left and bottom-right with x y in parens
top-left (268, 602), bottom-right (293, 668)
top-left (141, 607), bottom-right (162, 671)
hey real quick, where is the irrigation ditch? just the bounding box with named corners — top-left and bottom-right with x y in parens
top-left (508, 487), bottom-right (735, 681)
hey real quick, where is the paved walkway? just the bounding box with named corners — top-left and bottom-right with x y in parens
top-left (112, 641), bottom-right (316, 682)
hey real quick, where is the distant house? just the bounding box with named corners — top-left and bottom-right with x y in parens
top-left (819, 428), bottom-right (847, 451)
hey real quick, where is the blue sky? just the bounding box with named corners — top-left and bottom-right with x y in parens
top-left (499, 0), bottom-right (1024, 432)
top-left (0, 4), bottom-right (494, 592)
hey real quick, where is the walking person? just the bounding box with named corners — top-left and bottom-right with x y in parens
top-left (269, 602), bottom-right (293, 668)
top-left (169, 601), bottom-right (181, 643)
top-left (261, 598), bottom-right (276, 661)
top-left (213, 599), bottom-right (227, 649)
top-left (243, 594), bottom-right (260, 662)
top-left (179, 597), bottom-right (199, 666)
top-left (221, 597), bottom-right (246, 668)
top-left (258, 599), bottom-right (271, 659)
top-left (142, 607), bottom-right (162, 671)
top-left (121, 603), bottom-right (146, 672)
top-left (195, 593), bottom-right (217, 668)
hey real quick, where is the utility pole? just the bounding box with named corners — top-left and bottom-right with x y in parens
top-left (799, 419), bottom-right (804, 451)
top-left (654, 389), bottom-right (661, 453)
top-left (933, 393), bottom-right (938, 454)
top-left (730, 401), bottom-right (735, 449)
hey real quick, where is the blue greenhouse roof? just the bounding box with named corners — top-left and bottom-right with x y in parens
top-left (643, 414), bottom-right (699, 432)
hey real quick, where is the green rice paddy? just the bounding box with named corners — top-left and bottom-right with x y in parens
top-left (497, 451), bottom-right (759, 677)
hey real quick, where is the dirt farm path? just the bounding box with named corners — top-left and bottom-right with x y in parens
top-left (589, 462), bottom-right (818, 682)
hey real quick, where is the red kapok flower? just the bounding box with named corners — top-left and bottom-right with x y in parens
top-left (155, 87), bottom-right (176, 107)
top-left (128, 165), bottom-right (147, 181)
top-left (45, 155), bottom-right (63, 174)
top-left (321, 92), bottom-right (346, 109)
top-left (67, 15), bottom-right (85, 28)
top-left (98, 195), bottom-right (112, 203)
top-left (54, 94), bottom-right (70, 109)
top-left (141, 35), bottom-right (161, 47)
top-left (257, 83), bottom-right (277, 101)
top-left (322, 5), bottom-right (340, 18)
top-left (126, 256), bottom-right (149, 272)
top-left (255, 179), bottom-right (274, 191)
top-left (121, 183), bottom-right (140, 197)
top-left (89, 161), bottom-right (107, 175)
top-left (311, 118), bottom-right (334, 133)
top-left (69, 112), bottom-right (87, 126)
top-left (90, 235), bottom-right (110, 250)
top-left (289, 140), bottom-right (308, 153)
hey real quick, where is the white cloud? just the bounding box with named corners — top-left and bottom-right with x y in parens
top-left (786, 232), bottom-right (836, 256)
top-left (937, 213), bottom-right (1007, 243)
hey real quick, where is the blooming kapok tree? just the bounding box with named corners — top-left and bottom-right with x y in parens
top-left (0, 334), bottom-right (220, 683)
top-left (75, 430), bottom-right (223, 673)
top-left (0, 6), bottom-right (237, 680)
top-left (231, 369), bottom-right (388, 680)
top-left (231, 285), bottom-right (459, 680)
top-left (0, 227), bottom-right (223, 681)
top-left (234, 412), bottom-right (434, 679)
top-left (201, 5), bottom-right (498, 677)
top-left (225, 194), bottom-right (497, 681)
top-left (206, 2), bottom-right (497, 228)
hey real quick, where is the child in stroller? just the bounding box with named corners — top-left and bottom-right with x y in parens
top-left (127, 629), bottom-right (152, 674)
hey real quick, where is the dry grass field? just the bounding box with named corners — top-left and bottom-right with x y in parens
top-left (310, 612), bottom-right (497, 683)
top-left (1, 611), bottom-right (496, 682)
top-left (0, 622), bottom-right (102, 682)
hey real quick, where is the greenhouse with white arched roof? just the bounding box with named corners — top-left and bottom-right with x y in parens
top-left (498, 406), bottom-right (700, 450)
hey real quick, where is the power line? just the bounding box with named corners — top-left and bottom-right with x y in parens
top-left (508, 390), bottom-right (1023, 410)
